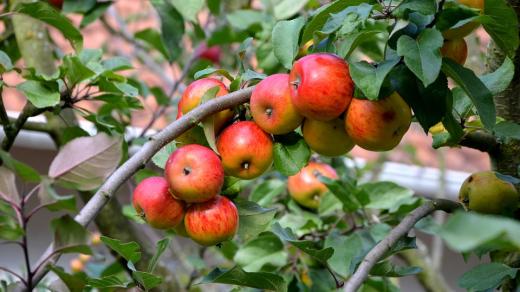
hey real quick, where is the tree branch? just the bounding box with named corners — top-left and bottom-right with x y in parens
top-left (459, 131), bottom-right (499, 153)
top-left (344, 199), bottom-right (460, 292)
top-left (1, 102), bottom-right (48, 152)
top-left (30, 85), bottom-right (255, 286)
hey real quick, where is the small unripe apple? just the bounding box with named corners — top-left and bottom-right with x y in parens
top-left (78, 254), bottom-right (91, 263)
top-left (48, 0), bottom-right (63, 9)
top-left (197, 44), bottom-right (221, 64)
top-left (178, 78), bottom-right (233, 134)
top-left (70, 258), bottom-right (84, 273)
top-left (345, 92), bottom-right (412, 152)
top-left (184, 195), bottom-right (239, 246)
top-left (165, 144), bottom-right (224, 203)
top-left (133, 177), bottom-right (185, 229)
top-left (217, 121), bottom-right (274, 179)
top-left (440, 38), bottom-right (468, 65)
top-left (90, 232), bottom-right (101, 246)
top-left (442, 0), bottom-right (483, 40)
top-left (459, 171), bottom-right (519, 214)
top-left (302, 118), bottom-right (355, 157)
top-left (289, 53), bottom-right (354, 121)
top-left (250, 73), bottom-right (303, 134)
top-left (429, 122), bottom-right (446, 135)
top-left (287, 162), bottom-right (338, 209)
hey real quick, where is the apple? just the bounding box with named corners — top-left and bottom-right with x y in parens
top-left (440, 38), bottom-right (468, 65)
top-left (178, 78), bottom-right (234, 134)
top-left (184, 195), bottom-right (239, 246)
top-left (48, 0), bottom-right (63, 9)
top-left (197, 44), bottom-right (221, 64)
top-left (250, 73), bottom-right (303, 134)
top-left (345, 92), bottom-right (412, 152)
top-left (216, 121), bottom-right (274, 179)
top-left (442, 0), bottom-right (483, 40)
top-left (165, 144), bottom-right (224, 203)
top-left (289, 53), bottom-right (354, 121)
top-left (288, 162), bottom-right (338, 209)
top-left (302, 118), bottom-right (355, 157)
top-left (459, 171), bottom-right (519, 214)
top-left (132, 176), bottom-right (185, 229)
top-left (70, 258), bottom-right (84, 273)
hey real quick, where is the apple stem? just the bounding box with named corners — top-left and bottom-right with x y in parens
top-left (241, 162), bottom-right (250, 170)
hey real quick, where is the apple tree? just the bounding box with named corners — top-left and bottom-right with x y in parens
top-left (0, 0), bottom-right (520, 291)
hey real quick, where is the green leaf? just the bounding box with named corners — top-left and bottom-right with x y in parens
top-left (0, 50), bottom-right (13, 73)
top-left (87, 275), bottom-right (132, 289)
top-left (152, 141), bottom-right (177, 169)
top-left (390, 65), bottom-right (448, 131)
top-left (222, 176), bottom-right (242, 198)
top-left (236, 199), bottom-right (277, 241)
top-left (135, 28), bottom-right (170, 61)
top-left (150, 0), bottom-right (184, 62)
top-left (49, 266), bottom-right (87, 291)
top-left (439, 211), bottom-right (520, 252)
top-left (320, 3), bottom-right (373, 35)
top-left (480, 57), bottom-right (514, 95)
top-left (234, 232), bottom-right (288, 272)
top-left (63, 55), bottom-right (96, 86)
top-left (273, 132), bottom-right (311, 176)
top-left (458, 263), bottom-right (518, 291)
top-left (170, 0), bottom-right (204, 22)
top-left (198, 266), bottom-right (286, 292)
top-left (272, 222), bottom-right (334, 263)
top-left (80, 2), bottom-right (111, 28)
top-left (441, 58), bottom-right (495, 130)
top-left (274, 0), bottom-right (309, 19)
top-left (51, 215), bottom-right (91, 255)
top-left (482, 0), bottom-right (519, 57)
top-left (101, 236), bottom-right (141, 263)
top-left (349, 58), bottom-right (399, 100)
top-left (249, 179), bottom-right (285, 207)
top-left (200, 86), bottom-right (221, 153)
top-left (396, 28), bottom-right (443, 87)
top-left (17, 80), bottom-right (60, 108)
top-left (147, 237), bottom-right (170, 273)
top-left (207, 0), bottom-right (220, 15)
top-left (0, 214), bottom-right (23, 240)
top-left (194, 67), bottom-right (234, 81)
top-left (370, 260), bottom-right (421, 277)
top-left (301, 0), bottom-right (367, 43)
top-left (102, 57), bottom-right (133, 72)
top-left (0, 150), bottom-right (41, 182)
top-left (325, 231), bottom-right (375, 277)
top-left (0, 167), bottom-right (19, 204)
top-left (358, 181), bottom-right (417, 213)
top-left (241, 69), bottom-right (267, 82)
top-left (319, 176), bottom-right (359, 212)
top-left (38, 178), bottom-right (76, 212)
top-left (393, 0), bottom-right (437, 17)
top-left (63, 0), bottom-right (96, 13)
top-left (226, 10), bottom-right (268, 30)
top-left (494, 121), bottom-right (520, 140)
top-left (132, 271), bottom-right (162, 290)
top-left (14, 2), bottom-right (83, 50)
top-left (337, 27), bottom-right (387, 58)
top-left (272, 17), bottom-right (306, 69)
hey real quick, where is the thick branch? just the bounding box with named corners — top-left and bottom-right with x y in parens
top-left (459, 131), bottom-right (499, 153)
top-left (344, 199), bottom-right (460, 292)
top-left (1, 103), bottom-right (48, 151)
top-left (30, 86), bottom-right (255, 286)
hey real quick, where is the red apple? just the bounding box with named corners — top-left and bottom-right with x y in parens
top-left (302, 118), bottom-right (355, 157)
top-left (178, 78), bottom-right (234, 134)
top-left (165, 144), bottom-right (224, 203)
top-left (345, 92), bottom-right (412, 151)
top-left (48, 0), bottom-right (63, 9)
top-left (197, 44), bottom-right (221, 64)
top-left (216, 121), bottom-right (273, 179)
top-left (184, 195), bottom-right (239, 246)
top-left (440, 38), bottom-right (468, 65)
top-left (132, 177), bottom-right (185, 229)
top-left (289, 53), bottom-right (354, 121)
top-left (250, 73), bottom-right (304, 134)
top-left (287, 162), bottom-right (338, 209)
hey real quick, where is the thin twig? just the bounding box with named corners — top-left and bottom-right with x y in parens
top-left (20, 195), bottom-right (32, 290)
top-left (344, 199), bottom-right (460, 292)
top-left (0, 266), bottom-right (28, 286)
